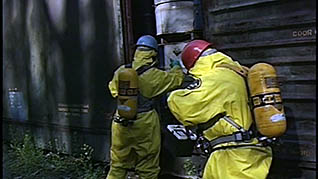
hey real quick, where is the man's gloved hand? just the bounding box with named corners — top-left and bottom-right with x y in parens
top-left (170, 59), bottom-right (182, 68)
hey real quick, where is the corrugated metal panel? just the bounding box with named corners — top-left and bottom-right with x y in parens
top-left (203, 0), bottom-right (316, 177)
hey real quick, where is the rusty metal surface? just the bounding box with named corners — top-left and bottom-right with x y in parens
top-left (202, 0), bottom-right (316, 177)
top-left (121, 0), bottom-right (135, 62)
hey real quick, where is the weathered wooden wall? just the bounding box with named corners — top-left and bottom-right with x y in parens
top-left (202, 0), bottom-right (316, 178)
top-left (3, 0), bottom-right (123, 161)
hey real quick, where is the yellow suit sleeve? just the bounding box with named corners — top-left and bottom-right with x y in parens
top-left (139, 66), bottom-right (184, 98)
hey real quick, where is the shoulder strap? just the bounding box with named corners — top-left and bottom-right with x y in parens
top-left (216, 63), bottom-right (249, 78)
top-left (136, 65), bottom-right (155, 76)
top-left (198, 114), bottom-right (246, 134)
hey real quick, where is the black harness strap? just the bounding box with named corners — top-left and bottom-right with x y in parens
top-left (136, 64), bottom-right (156, 113)
top-left (197, 113), bottom-right (225, 133)
top-left (207, 116), bottom-right (253, 148)
top-left (136, 64), bottom-right (155, 75)
top-left (208, 130), bottom-right (253, 148)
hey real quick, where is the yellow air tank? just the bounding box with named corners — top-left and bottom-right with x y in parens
top-left (247, 63), bottom-right (287, 137)
top-left (117, 64), bottom-right (138, 120)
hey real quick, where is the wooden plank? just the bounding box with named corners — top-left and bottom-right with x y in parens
top-left (281, 84), bottom-right (316, 100)
top-left (217, 39), bottom-right (315, 50)
top-left (283, 101), bottom-right (316, 121)
top-left (235, 56), bottom-right (316, 66)
top-left (212, 26), bottom-right (316, 47)
top-left (209, 0), bottom-right (279, 14)
top-left (272, 140), bottom-right (316, 162)
top-left (275, 64), bottom-right (316, 81)
top-left (211, 20), bottom-right (316, 35)
top-left (208, 0), bottom-right (315, 21)
top-left (226, 45), bottom-right (316, 62)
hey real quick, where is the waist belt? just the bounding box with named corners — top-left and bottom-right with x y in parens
top-left (209, 116), bottom-right (254, 147)
top-left (196, 116), bottom-right (255, 155)
top-left (113, 116), bottom-right (134, 127)
top-left (208, 130), bottom-right (253, 148)
top-left (114, 99), bottom-right (154, 127)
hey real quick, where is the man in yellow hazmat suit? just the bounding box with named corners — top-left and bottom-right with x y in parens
top-left (107, 35), bottom-right (184, 179)
top-left (167, 40), bottom-right (272, 179)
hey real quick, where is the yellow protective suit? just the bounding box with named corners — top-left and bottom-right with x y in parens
top-left (167, 51), bottom-right (272, 179)
top-left (107, 49), bottom-right (184, 179)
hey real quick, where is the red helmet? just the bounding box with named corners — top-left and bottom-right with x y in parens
top-left (181, 40), bottom-right (212, 70)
